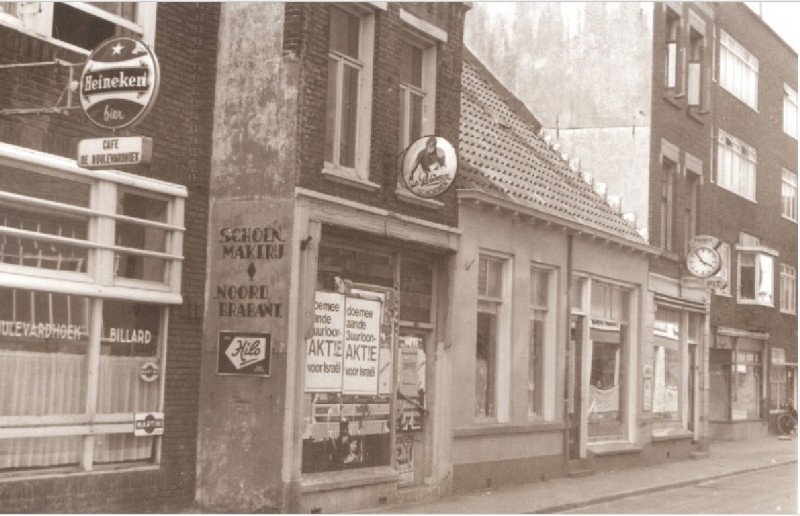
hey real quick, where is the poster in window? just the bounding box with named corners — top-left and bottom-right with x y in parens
top-left (305, 292), bottom-right (345, 392)
top-left (342, 297), bottom-right (382, 395)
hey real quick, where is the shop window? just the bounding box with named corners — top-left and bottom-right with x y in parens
top-left (781, 169), bottom-right (797, 222)
top-left (399, 258), bottom-right (434, 324)
top-left (780, 264), bottom-right (797, 315)
top-left (475, 254), bottom-right (510, 421)
top-left (736, 235), bottom-right (775, 307)
top-left (710, 338), bottom-right (764, 421)
top-left (719, 30), bottom-right (759, 110)
top-left (0, 142), bottom-right (184, 474)
top-left (588, 281), bottom-right (630, 440)
top-left (716, 128), bottom-right (757, 202)
top-left (3, 2), bottom-right (156, 52)
top-left (323, 5), bottom-right (375, 183)
top-left (770, 348), bottom-right (787, 412)
top-left (784, 84), bottom-right (798, 139)
top-left (528, 266), bottom-right (554, 419)
top-left (653, 308), bottom-right (681, 423)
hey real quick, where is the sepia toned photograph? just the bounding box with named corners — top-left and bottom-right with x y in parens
top-left (0, 1), bottom-right (796, 513)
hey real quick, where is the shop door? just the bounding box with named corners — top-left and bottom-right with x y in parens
top-left (396, 328), bottom-right (431, 487)
top-left (567, 315), bottom-right (583, 460)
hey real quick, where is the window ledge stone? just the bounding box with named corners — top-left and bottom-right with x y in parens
top-left (454, 421), bottom-right (565, 438)
top-left (651, 427), bottom-right (695, 441)
top-left (301, 466), bottom-right (398, 493)
top-left (587, 442), bottom-right (642, 456)
top-left (322, 167), bottom-right (380, 192)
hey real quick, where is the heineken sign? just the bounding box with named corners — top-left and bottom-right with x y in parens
top-left (79, 36), bottom-right (160, 131)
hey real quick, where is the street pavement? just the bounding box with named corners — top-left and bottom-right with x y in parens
top-left (365, 436), bottom-right (798, 514)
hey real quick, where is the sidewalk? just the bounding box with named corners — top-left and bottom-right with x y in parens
top-left (368, 437), bottom-right (798, 514)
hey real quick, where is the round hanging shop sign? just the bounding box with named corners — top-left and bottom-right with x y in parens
top-left (401, 136), bottom-right (459, 199)
top-left (79, 36), bottom-right (160, 131)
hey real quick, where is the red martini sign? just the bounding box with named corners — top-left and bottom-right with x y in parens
top-left (79, 36), bottom-right (160, 131)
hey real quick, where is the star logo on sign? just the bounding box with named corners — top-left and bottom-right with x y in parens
top-left (111, 42), bottom-right (125, 55)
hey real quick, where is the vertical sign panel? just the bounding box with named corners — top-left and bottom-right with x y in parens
top-left (305, 292), bottom-right (345, 392)
top-left (342, 297), bottom-right (381, 395)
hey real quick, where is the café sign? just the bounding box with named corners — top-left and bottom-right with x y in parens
top-left (77, 136), bottom-right (152, 168)
top-left (79, 36), bottom-right (160, 131)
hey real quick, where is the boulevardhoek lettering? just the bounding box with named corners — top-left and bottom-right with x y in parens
top-left (0, 320), bottom-right (84, 340)
top-left (83, 69), bottom-right (149, 94)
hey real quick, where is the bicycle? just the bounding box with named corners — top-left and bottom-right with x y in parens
top-left (776, 402), bottom-right (797, 436)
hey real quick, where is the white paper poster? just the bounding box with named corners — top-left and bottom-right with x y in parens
top-left (305, 292), bottom-right (345, 392)
top-left (342, 296), bottom-right (382, 395)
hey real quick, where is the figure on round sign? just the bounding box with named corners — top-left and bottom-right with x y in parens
top-left (410, 136), bottom-right (447, 184)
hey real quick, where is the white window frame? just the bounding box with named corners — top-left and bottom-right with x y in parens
top-left (0, 141), bottom-right (185, 474)
top-left (529, 264), bottom-right (556, 421)
top-left (719, 30), bottom-right (759, 110)
top-left (321, 4), bottom-right (376, 190)
top-left (780, 263), bottom-right (797, 315)
top-left (736, 244), bottom-right (776, 307)
top-left (5, 2), bottom-right (156, 54)
top-left (784, 84), bottom-right (798, 139)
top-left (782, 169), bottom-right (797, 222)
top-left (397, 32), bottom-right (436, 152)
top-left (716, 128), bottom-right (757, 202)
top-left (475, 251), bottom-right (512, 423)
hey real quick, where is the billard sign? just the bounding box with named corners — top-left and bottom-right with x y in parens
top-left (79, 36), bottom-right (160, 130)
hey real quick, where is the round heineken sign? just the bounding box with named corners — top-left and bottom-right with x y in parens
top-left (79, 36), bottom-right (160, 131)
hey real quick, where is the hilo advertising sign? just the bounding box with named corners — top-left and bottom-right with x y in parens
top-left (217, 332), bottom-right (272, 376)
top-left (79, 36), bottom-right (160, 131)
top-left (305, 292), bottom-right (382, 396)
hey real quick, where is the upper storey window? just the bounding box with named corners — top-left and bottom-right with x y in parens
top-left (2, 2), bottom-right (156, 52)
top-left (719, 30), bottom-right (758, 110)
top-left (784, 85), bottom-right (798, 139)
top-left (323, 5), bottom-right (375, 185)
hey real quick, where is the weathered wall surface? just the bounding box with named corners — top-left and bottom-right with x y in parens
top-left (196, 2), bottom-right (298, 512)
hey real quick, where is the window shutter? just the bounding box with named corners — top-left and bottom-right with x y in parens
top-left (688, 61), bottom-right (701, 106)
top-left (758, 254), bottom-right (773, 305)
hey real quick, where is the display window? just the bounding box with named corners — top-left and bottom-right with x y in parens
top-left (302, 238), bottom-right (437, 477)
top-left (709, 336), bottom-right (765, 421)
top-left (586, 280), bottom-right (631, 441)
top-left (0, 143), bottom-right (186, 474)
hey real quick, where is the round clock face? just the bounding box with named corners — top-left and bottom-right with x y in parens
top-left (686, 246), bottom-right (721, 278)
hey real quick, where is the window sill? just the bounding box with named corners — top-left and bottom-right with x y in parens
top-left (736, 299), bottom-right (774, 308)
top-left (0, 463), bottom-right (159, 484)
top-left (301, 466), bottom-right (398, 493)
top-left (651, 426), bottom-right (694, 441)
top-left (321, 166), bottom-right (380, 192)
top-left (396, 187), bottom-right (444, 209)
top-left (687, 109), bottom-right (707, 125)
top-left (454, 421), bottom-right (565, 438)
top-left (660, 250), bottom-right (681, 261)
top-left (662, 92), bottom-right (685, 110)
top-left (709, 418), bottom-right (765, 423)
top-left (587, 442), bottom-right (642, 456)
top-left (781, 215), bottom-right (797, 224)
top-left (715, 184), bottom-right (757, 204)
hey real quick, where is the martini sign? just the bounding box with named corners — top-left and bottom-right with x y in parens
top-left (79, 36), bottom-right (160, 130)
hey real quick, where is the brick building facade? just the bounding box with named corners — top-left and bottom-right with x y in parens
top-left (0, 3), bottom-right (219, 512)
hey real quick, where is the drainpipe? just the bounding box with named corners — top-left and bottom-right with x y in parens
top-left (563, 232), bottom-right (574, 465)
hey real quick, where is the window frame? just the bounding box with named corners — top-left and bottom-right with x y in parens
top-left (0, 141), bottom-right (185, 474)
top-left (475, 252), bottom-right (512, 423)
top-left (322, 4), bottom-right (376, 189)
top-left (779, 263), bottom-right (797, 315)
top-left (716, 128), bottom-right (757, 202)
top-left (528, 264), bottom-right (557, 421)
top-left (736, 245), bottom-right (776, 307)
top-left (719, 30), bottom-right (759, 110)
top-left (784, 84), bottom-right (798, 140)
top-left (781, 169), bottom-right (797, 223)
top-left (397, 31), bottom-right (436, 153)
top-left (5, 1), bottom-right (156, 54)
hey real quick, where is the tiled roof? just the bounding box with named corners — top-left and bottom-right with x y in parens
top-left (458, 50), bottom-right (645, 244)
